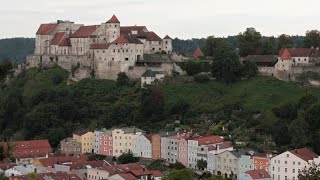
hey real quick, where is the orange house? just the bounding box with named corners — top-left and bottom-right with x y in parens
top-left (253, 153), bottom-right (276, 172)
top-left (152, 134), bottom-right (161, 160)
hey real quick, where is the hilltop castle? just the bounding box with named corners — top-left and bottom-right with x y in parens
top-left (27, 15), bottom-right (175, 80)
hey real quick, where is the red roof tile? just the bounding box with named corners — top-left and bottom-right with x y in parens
top-left (107, 15), bottom-right (120, 23)
top-left (290, 148), bottom-right (318, 162)
top-left (59, 38), bottom-right (71, 47)
top-left (119, 173), bottom-right (138, 180)
top-left (11, 172), bottom-right (81, 180)
top-left (245, 169), bottom-right (271, 179)
top-left (193, 47), bottom-right (204, 59)
top-left (144, 32), bottom-right (162, 42)
top-left (253, 152), bottom-right (277, 159)
top-left (36, 24), bottom-right (58, 35)
top-left (144, 134), bottom-right (153, 141)
top-left (279, 48), bottom-right (312, 59)
top-left (37, 155), bottom-right (87, 167)
top-left (130, 169), bottom-right (153, 176)
top-left (50, 32), bottom-right (66, 45)
top-left (163, 35), bottom-right (172, 39)
top-left (116, 162), bottom-right (143, 172)
top-left (151, 170), bottom-right (164, 177)
top-left (194, 136), bottom-right (224, 146)
top-left (0, 140), bottom-right (53, 159)
top-left (0, 163), bottom-right (15, 170)
top-left (70, 25), bottom-right (98, 38)
top-left (90, 43), bottom-right (110, 49)
top-left (112, 36), bottom-right (130, 44)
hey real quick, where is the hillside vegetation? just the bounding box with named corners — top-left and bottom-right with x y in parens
top-left (1, 66), bottom-right (320, 153)
top-left (0, 38), bottom-right (35, 64)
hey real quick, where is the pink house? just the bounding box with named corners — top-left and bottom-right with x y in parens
top-left (178, 138), bottom-right (188, 166)
top-left (99, 131), bottom-right (113, 156)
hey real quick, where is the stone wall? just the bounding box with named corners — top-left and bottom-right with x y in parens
top-left (127, 63), bottom-right (174, 80)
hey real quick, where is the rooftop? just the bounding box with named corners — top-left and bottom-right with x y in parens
top-left (290, 148), bottom-right (319, 162)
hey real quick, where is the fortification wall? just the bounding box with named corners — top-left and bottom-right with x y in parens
top-left (127, 63), bottom-right (174, 80)
top-left (258, 67), bottom-right (275, 76)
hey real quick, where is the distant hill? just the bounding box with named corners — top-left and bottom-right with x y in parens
top-left (0, 38), bottom-right (35, 64)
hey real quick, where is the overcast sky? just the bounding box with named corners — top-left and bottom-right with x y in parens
top-left (1, 0), bottom-right (320, 39)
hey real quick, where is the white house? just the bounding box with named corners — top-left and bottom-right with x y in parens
top-left (270, 148), bottom-right (320, 180)
top-left (132, 134), bottom-right (152, 159)
top-left (5, 165), bottom-right (46, 177)
top-left (141, 69), bottom-right (165, 87)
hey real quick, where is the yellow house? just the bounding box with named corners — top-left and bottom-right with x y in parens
top-left (73, 130), bottom-right (95, 154)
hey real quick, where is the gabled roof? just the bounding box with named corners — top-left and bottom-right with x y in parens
top-left (194, 136), bottom-right (224, 146)
top-left (36, 155), bottom-right (87, 167)
top-left (290, 148), bottom-right (319, 162)
top-left (119, 173), bottom-right (138, 180)
top-left (163, 35), bottom-right (172, 40)
top-left (193, 47), bottom-right (204, 59)
top-left (144, 134), bottom-right (153, 141)
top-left (111, 36), bottom-right (143, 44)
top-left (130, 169), bottom-right (153, 176)
top-left (279, 48), bottom-right (313, 59)
top-left (59, 37), bottom-right (71, 47)
top-left (107, 15), bottom-right (120, 23)
top-left (144, 32), bottom-right (163, 42)
top-left (230, 149), bottom-right (246, 158)
top-left (142, 69), bottom-right (156, 78)
top-left (0, 140), bottom-right (53, 159)
top-left (36, 24), bottom-right (58, 35)
top-left (245, 169), bottom-right (271, 179)
top-left (70, 25), bottom-right (98, 38)
top-left (121, 26), bottom-right (147, 33)
top-left (151, 170), bottom-right (164, 177)
top-left (90, 43), bottom-right (110, 49)
top-left (73, 129), bottom-right (90, 136)
top-left (51, 32), bottom-right (66, 45)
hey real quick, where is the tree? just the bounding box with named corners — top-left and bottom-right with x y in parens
top-left (298, 94), bottom-right (318, 110)
top-left (288, 116), bottom-right (309, 148)
top-left (194, 74), bottom-right (210, 83)
top-left (272, 102), bottom-right (298, 120)
top-left (203, 36), bottom-right (227, 57)
top-left (141, 86), bottom-right (165, 122)
top-left (185, 61), bottom-right (201, 76)
top-left (0, 172), bottom-right (8, 180)
top-left (261, 37), bottom-right (277, 55)
top-left (168, 161), bottom-right (186, 170)
top-left (304, 30), bottom-right (320, 48)
top-left (238, 27), bottom-right (262, 57)
top-left (197, 159), bottom-right (208, 170)
top-left (0, 145), bottom-right (4, 161)
top-left (211, 42), bottom-right (242, 84)
top-left (117, 151), bottom-right (139, 164)
top-left (116, 72), bottom-right (129, 86)
top-left (163, 169), bottom-right (194, 180)
top-left (298, 166), bottom-right (320, 180)
top-left (242, 61), bottom-right (258, 79)
top-left (304, 103), bottom-right (320, 132)
top-left (278, 34), bottom-right (294, 50)
top-left (0, 60), bottom-right (13, 82)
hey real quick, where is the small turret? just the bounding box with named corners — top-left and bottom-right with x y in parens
top-left (106, 15), bottom-right (120, 43)
top-left (163, 35), bottom-right (172, 54)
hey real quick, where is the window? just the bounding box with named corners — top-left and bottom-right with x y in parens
top-left (293, 169), bottom-right (295, 173)
top-left (285, 168), bottom-right (287, 173)
top-left (285, 161), bottom-right (287, 164)
top-left (287, 154), bottom-right (289, 158)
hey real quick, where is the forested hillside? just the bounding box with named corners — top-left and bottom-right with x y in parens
top-left (1, 66), bottom-right (320, 154)
top-left (0, 38), bottom-right (35, 64)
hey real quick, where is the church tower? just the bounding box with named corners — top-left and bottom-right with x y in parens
top-left (106, 15), bottom-right (120, 43)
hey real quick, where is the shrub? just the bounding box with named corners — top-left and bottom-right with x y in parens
top-left (194, 74), bottom-right (210, 83)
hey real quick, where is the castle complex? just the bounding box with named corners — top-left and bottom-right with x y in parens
top-left (27, 15), bottom-right (175, 80)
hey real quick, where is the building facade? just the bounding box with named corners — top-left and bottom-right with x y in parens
top-left (132, 134), bottom-right (152, 159)
top-left (60, 138), bottom-right (82, 156)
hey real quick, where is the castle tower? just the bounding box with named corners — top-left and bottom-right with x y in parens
top-left (163, 35), bottom-right (173, 54)
top-left (106, 15), bottom-right (120, 43)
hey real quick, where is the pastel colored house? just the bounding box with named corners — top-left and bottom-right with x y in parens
top-left (178, 138), bottom-right (188, 166)
top-left (253, 153), bottom-right (276, 172)
top-left (112, 127), bottom-right (145, 157)
top-left (239, 155), bottom-right (254, 176)
top-left (132, 134), bottom-right (152, 158)
top-left (141, 69), bottom-right (165, 87)
top-left (97, 129), bottom-right (113, 156)
top-left (215, 150), bottom-right (245, 179)
top-left (151, 134), bottom-right (161, 160)
top-left (270, 148), bottom-right (320, 180)
top-left (73, 130), bottom-right (95, 154)
top-left (159, 131), bottom-right (177, 160)
top-left (60, 138), bottom-right (82, 156)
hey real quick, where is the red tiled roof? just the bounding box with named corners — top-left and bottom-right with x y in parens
top-left (36, 24), bottom-right (58, 35)
top-left (59, 38), bottom-right (71, 47)
top-left (116, 162), bottom-right (143, 172)
top-left (0, 163), bottom-right (15, 170)
top-left (130, 169), bottom-right (153, 176)
top-left (194, 47), bottom-right (204, 59)
top-left (36, 155), bottom-right (87, 167)
top-left (51, 32), bottom-right (66, 45)
top-left (290, 148), bottom-right (319, 162)
top-left (144, 32), bottom-right (162, 42)
top-left (70, 25), bottom-right (98, 38)
top-left (279, 48), bottom-right (312, 59)
top-left (90, 43), bottom-right (110, 49)
top-left (121, 26), bottom-right (147, 33)
top-left (119, 173), bottom-right (138, 180)
top-left (195, 136), bottom-right (224, 146)
top-left (144, 134), bottom-right (153, 141)
top-left (11, 172), bottom-right (81, 180)
top-left (107, 15), bottom-right (120, 23)
top-left (112, 36), bottom-right (130, 44)
top-left (163, 35), bottom-right (172, 40)
top-left (253, 152), bottom-right (277, 159)
top-left (151, 170), bottom-right (164, 177)
top-left (245, 169), bottom-right (271, 179)
top-left (0, 140), bottom-right (53, 159)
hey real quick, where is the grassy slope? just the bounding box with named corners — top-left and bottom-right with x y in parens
top-left (162, 76), bottom-right (320, 113)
